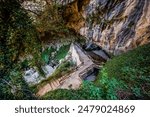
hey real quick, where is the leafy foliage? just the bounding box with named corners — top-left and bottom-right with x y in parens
top-left (34, 60), bottom-right (74, 91)
top-left (41, 47), bottom-right (56, 64)
top-left (41, 44), bottom-right (150, 100)
top-left (41, 44), bottom-right (70, 64)
top-left (42, 81), bottom-right (103, 100)
top-left (0, 0), bottom-right (41, 99)
top-left (96, 68), bottom-right (125, 100)
top-left (96, 44), bottom-right (150, 99)
top-left (35, 3), bottom-right (71, 42)
top-left (54, 44), bottom-right (70, 61)
top-left (34, 1), bottom-right (83, 43)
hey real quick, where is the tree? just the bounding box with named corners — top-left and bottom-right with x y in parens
top-left (0, 0), bottom-right (41, 99)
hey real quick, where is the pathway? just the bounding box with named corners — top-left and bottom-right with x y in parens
top-left (37, 44), bottom-right (101, 97)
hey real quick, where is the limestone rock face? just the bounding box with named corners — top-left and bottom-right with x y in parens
top-left (63, 0), bottom-right (90, 31)
top-left (65, 0), bottom-right (150, 54)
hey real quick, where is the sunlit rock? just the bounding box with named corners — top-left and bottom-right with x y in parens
top-left (24, 65), bottom-right (54, 85)
top-left (64, 0), bottom-right (150, 55)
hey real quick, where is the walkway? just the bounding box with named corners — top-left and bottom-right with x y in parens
top-left (37, 44), bottom-right (100, 97)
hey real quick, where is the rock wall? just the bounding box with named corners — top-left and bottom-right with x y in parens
top-left (63, 0), bottom-right (90, 31)
top-left (69, 43), bottom-right (82, 66)
top-left (64, 0), bottom-right (150, 55)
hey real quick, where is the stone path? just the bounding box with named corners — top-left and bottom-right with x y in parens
top-left (37, 74), bottom-right (69, 96)
top-left (59, 44), bottom-right (95, 89)
top-left (37, 44), bottom-right (100, 97)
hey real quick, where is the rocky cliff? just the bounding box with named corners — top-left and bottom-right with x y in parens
top-left (64, 0), bottom-right (150, 54)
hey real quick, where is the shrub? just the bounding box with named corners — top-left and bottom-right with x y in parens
top-left (96, 44), bottom-right (150, 99)
top-left (42, 81), bottom-right (103, 100)
top-left (0, 0), bottom-right (41, 99)
top-left (54, 44), bottom-right (70, 61)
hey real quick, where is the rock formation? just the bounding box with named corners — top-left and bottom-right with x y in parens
top-left (64, 0), bottom-right (150, 55)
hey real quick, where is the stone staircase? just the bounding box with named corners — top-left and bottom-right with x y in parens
top-left (36, 43), bottom-right (102, 97)
top-left (36, 70), bottom-right (75, 97)
top-left (36, 76), bottom-right (67, 97)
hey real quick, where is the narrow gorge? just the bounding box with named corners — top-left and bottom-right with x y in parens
top-left (0, 0), bottom-right (150, 100)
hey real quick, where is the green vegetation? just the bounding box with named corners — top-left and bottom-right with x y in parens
top-left (42, 44), bottom-right (150, 100)
top-left (54, 44), bottom-right (70, 61)
top-left (34, 1), bottom-right (85, 43)
top-left (41, 44), bottom-right (70, 64)
top-left (33, 61), bottom-right (74, 92)
top-left (47, 61), bottom-right (74, 81)
top-left (42, 81), bottom-right (103, 100)
top-left (1, 0), bottom-right (149, 100)
top-left (41, 47), bottom-right (56, 63)
top-left (31, 44), bottom-right (71, 93)
top-left (0, 0), bottom-right (90, 100)
top-left (35, 2), bottom-right (73, 42)
top-left (0, 0), bottom-right (41, 99)
top-left (96, 43), bottom-right (150, 99)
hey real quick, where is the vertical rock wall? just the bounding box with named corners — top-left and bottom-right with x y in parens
top-left (64, 0), bottom-right (150, 55)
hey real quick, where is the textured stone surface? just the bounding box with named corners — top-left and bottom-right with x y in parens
top-left (65, 0), bottom-right (150, 55)
top-left (23, 0), bottom-right (150, 54)
top-left (36, 44), bottom-right (97, 96)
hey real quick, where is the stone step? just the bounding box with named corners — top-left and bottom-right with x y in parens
top-left (46, 83), bottom-right (53, 93)
top-left (53, 80), bottom-right (60, 87)
top-left (48, 83), bottom-right (53, 90)
top-left (54, 80), bottom-right (60, 86)
top-left (58, 77), bottom-right (64, 82)
top-left (59, 77), bottom-right (67, 84)
top-left (50, 81), bottom-right (56, 90)
top-left (37, 83), bottom-right (52, 96)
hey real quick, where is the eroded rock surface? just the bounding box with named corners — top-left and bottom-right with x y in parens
top-left (64, 0), bottom-right (150, 55)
